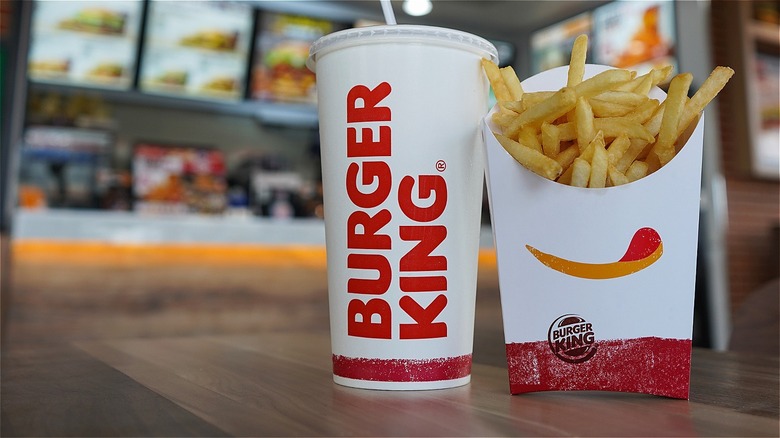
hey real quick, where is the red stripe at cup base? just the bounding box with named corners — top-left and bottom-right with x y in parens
top-left (333, 354), bottom-right (472, 382)
top-left (506, 337), bottom-right (691, 399)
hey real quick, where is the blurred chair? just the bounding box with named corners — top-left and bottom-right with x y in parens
top-left (729, 277), bottom-right (779, 356)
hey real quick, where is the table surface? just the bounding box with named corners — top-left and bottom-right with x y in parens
top-left (2, 331), bottom-right (778, 437)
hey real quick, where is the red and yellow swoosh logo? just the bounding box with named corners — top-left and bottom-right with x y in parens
top-left (526, 227), bottom-right (663, 279)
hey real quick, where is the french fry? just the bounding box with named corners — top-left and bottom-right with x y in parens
top-left (501, 65), bottom-right (524, 101)
top-left (589, 100), bottom-right (634, 118)
top-left (593, 117), bottom-right (655, 143)
top-left (500, 101), bottom-right (524, 113)
top-left (645, 151), bottom-right (662, 174)
top-left (615, 66), bottom-right (671, 92)
top-left (554, 144), bottom-right (580, 170)
top-left (492, 111), bottom-right (516, 131)
top-left (494, 133), bottom-right (563, 180)
top-left (591, 91), bottom-right (649, 108)
top-left (606, 134), bottom-right (631, 165)
top-left (675, 113), bottom-right (701, 154)
top-left (675, 66), bottom-right (735, 139)
top-left (650, 65), bottom-right (673, 86)
top-left (615, 138), bottom-right (648, 173)
top-left (579, 130), bottom-right (605, 163)
top-left (626, 160), bottom-right (649, 182)
top-left (624, 99), bottom-right (660, 124)
top-left (630, 74), bottom-right (654, 96)
top-left (481, 58), bottom-right (511, 102)
top-left (607, 165), bottom-right (630, 186)
top-left (505, 87), bottom-right (577, 138)
top-left (541, 122), bottom-right (561, 157)
top-left (519, 126), bottom-right (543, 153)
top-left (589, 142), bottom-right (609, 188)
top-left (571, 158), bottom-right (591, 188)
top-left (574, 69), bottom-right (633, 99)
top-left (557, 163), bottom-right (574, 185)
top-left (653, 72), bottom-right (693, 165)
top-left (554, 121), bottom-right (577, 141)
top-left (567, 34), bottom-right (588, 87)
top-left (637, 140), bottom-right (655, 161)
top-left (643, 101), bottom-right (666, 139)
top-left (521, 91), bottom-right (556, 111)
top-left (575, 97), bottom-right (595, 151)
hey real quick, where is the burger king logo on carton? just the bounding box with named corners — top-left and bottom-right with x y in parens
top-left (548, 314), bottom-right (597, 363)
top-left (344, 81), bottom-right (449, 340)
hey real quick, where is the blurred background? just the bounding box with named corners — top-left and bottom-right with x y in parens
top-left (1, 0), bottom-right (777, 355)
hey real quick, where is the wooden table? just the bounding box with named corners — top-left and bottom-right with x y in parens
top-left (2, 331), bottom-right (777, 437)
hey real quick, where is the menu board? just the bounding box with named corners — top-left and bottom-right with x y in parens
top-left (27, 0), bottom-right (143, 89)
top-left (132, 143), bottom-right (227, 214)
top-left (591, 0), bottom-right (677, 78)
top-left (531, 12), bottom-right (592, 74)
top-left (139, 0), bottom-right (253, 102)
top-left (251, 12), bottom-right (345, 104)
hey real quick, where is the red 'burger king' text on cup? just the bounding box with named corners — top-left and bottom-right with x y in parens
top-left (308, 25), bottom-right (497, 390)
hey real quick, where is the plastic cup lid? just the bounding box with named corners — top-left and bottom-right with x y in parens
top-left (306, 25), bottom-right (499, 71)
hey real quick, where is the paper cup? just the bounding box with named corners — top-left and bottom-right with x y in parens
top-left (483, 65), bottom-right (704, 399)
top-left (308, 25), bottom-right (497, 390)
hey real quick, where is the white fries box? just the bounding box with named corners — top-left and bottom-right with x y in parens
top-left (482, 65), bottom-right (704, 399)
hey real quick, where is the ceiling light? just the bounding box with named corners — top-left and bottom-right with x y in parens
top-left (403, 0), bottom-right (432, 17)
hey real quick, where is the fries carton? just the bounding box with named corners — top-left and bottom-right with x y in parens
top-left (483, 65), bottom-right (704, 399)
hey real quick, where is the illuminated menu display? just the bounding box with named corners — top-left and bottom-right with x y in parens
top-left (139, 0), bottom-right (254, 102)
top-left (531, 12), bottom-right (592, 74)
top-left (27, 0), bottom-right (143, 89)
top-left (250, 12), bottom-right (344, 104)
top-left (591, 0), bottom-right (677, 79)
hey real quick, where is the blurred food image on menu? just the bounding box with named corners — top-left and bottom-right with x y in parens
top-left (592, 0), bottom-right (677, 78)
top-left (132, 144), bottom-right (227, 215)
top-left (139, 0), bottom-right (253, 102)
top-left (531, 12), bottom-right (592, 74)
top-left (27, 0), bottom-right (143, 89)
top-left (58, 7), bottom-right (127, 35)
top-left (251, 13), bottom-right (346, 104)
top-left (180, 29), bottom-right (239, 51)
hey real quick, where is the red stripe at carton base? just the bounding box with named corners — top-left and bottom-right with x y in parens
top-left (333, 354), bottom-right (472, 382)
top-left (506, 337), bottom-right (691, 399)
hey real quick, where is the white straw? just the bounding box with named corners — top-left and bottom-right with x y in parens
top-left (381, 0), bottom-right (397, 25)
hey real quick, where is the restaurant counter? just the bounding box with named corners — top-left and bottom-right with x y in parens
top-left (12, 209), bottom-right (497, 246)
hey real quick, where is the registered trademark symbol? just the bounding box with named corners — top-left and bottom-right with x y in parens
top-left (436, 160), bottom-right (446, 172)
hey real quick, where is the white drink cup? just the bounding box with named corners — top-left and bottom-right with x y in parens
top-left (307, 25), bottom-right (497, 390)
